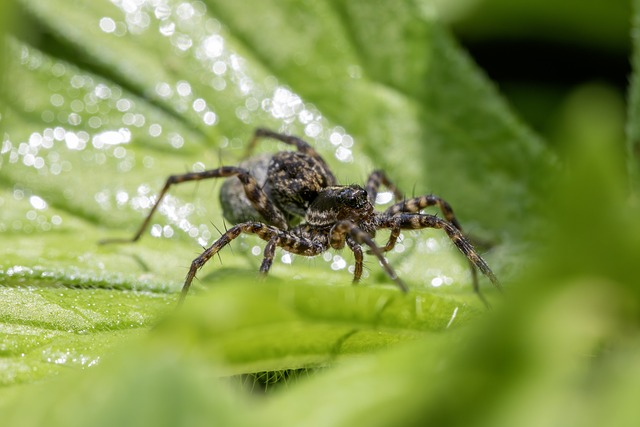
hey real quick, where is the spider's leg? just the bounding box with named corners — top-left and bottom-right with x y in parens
top-left (364, 170), bottom-right (404, 205)
top-left (260, 236), bottom-right (278, 274)
top-left (180, 222), bottom-right (327, 305)
top-left (259, 229), bottom-right (328, 276)
top-left (345, 237), bottom-right (364, 282)
top-left (364, 173), bottom-right (425, 255)
top-left (246, 128), bottom-right (337, 184)
top-left (385, 194), bottom-right (462, 229)
top-left (100, 166), bottom-right (288, 245)
top-left (362, 169), bottom-right (407, 255)
top-left (377, 228), bottom-right (402, 253)
top-left (383, 194), bottom-right (479, 292)
top-left (383, 213), bottom-right (500, 307)
top-left (331, 221), bottom-right (408, 293)
top-left (180, 222), bottom-right (281, 304)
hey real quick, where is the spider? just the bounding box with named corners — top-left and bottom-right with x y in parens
top-left (101, 128), bottom-right (500, 306)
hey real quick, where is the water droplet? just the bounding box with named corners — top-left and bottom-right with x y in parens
top-left (94, 83), bottom-right (112, 99)
top-left (99, 17), bottom-right (117, 33)
top-left (155, 82), bottom-right (173, 98)
top-left (148, 123), bottom-right (162, 137)
top-left (159, 21), bottom-right (176, 36)
top-left (116, 98), bottom-right (132, 112)
top-left (202, 34), bottom-right (224, 58)
top-left (331, 255), bottom-right (347, 270)
top-left (29, 195), bottom-right (48, 210)
top-left (375, 191), bottom-right (393, 205)
top-left (176, 80), bottom-right (192, 97)
top-left (212, 60), bottom-right (226, 75)
top-left (193, 98), bottom-right (206, 112)
top-left (176, 2), bottom-right (195, 19)
top-left (202, 111), bottom-right (217, 125)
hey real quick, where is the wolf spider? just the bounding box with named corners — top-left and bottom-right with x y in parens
top-left (101, 128), bottom-right (500, 306)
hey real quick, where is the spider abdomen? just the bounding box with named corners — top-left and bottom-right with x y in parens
top-left (219, 154), bottom-right (272, 225)
top-left (267, 151), bottom-right (336, 218)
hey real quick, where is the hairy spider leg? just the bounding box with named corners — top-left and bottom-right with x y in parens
top-left (179, 221), bottom-right (325, 304)
top-left (246, 128), bottom-right (337, 185)
top-left (362, 170), bottom-right (407, 258)
top-left (382, 194), bottom-right (464, 251)
top-left (380, 213), bottom-right (501, 307)
top-left (386, 195), bottom-right (462, 228)
top-left (364, 170), bottom-right (405, 206)
top-left (365, 175), bottom-right (465, 254)
top-left (381, 193), bottom-right (480, 293)
top-left (362, 170), bottom-right (405, 256)
top-left (330, 220), bottom-right (408, 293)
top-left (99, 167), bottom-right (288, 245)
top-left (260, 236), bottom-right (279, 275)
top-left (345, 237), bottom-right (364, 282)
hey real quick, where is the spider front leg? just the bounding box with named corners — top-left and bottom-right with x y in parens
top-left (258, 230), bottom-right (327, 275)
top-left (180, 222), bottom-right (325, 304)
top-left (330, 221), bottom-right (408, 293)
top-left (99, 166), bottom-right (288, 245)
top-left (380, 191), bottom-right (480, 293)
top-left (259, 237), bottom-right (279, 275)
top-left (386, 194), bottom-right (463, 229)
top-left (345, 237), bottom-right (364, 283)
top-left (365, 171), bottom-right (465, 253)
top-left (380, 194), bottom-right (465, 252)
top-left (382, 213), bottom-right (500, 307)
top-left (180, 222), bottom-right (278, 304)
top-left (363, 170), bottom-right (406, 253)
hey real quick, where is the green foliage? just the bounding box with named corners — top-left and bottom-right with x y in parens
top-left (0, 0), bottom-right (638, 426)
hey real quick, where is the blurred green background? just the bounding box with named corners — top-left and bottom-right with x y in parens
top-left (450, 0), bottom-right (629, 153)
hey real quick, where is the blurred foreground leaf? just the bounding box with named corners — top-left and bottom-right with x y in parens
top-left (3, 127), bottom-right (639, 425)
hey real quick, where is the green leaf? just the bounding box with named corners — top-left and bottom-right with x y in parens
top-left (0, 333), bottom-right (257, 427)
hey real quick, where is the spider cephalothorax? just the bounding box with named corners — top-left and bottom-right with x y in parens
top-left (306, 185), bottom-right (374, 226)
top-left (101, 128), bottom-right (500, 306)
